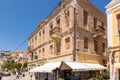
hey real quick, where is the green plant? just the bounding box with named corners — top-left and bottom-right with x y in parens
top-left (1, 60), bottom-right (22, 71)
top-left (102, 70), bottom-right (110, 79)
top-left (89, 70), bottom-right (110, 80)
top-left (89, 74), bottom-right (102, 80)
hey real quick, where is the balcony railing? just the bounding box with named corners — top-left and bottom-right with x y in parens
top-left (94, 25), bottom-right (105, 32)
top-left (92, 25), bottom-right (105, 38)
top-left (28, 46), bottom-right (34, 52)
top-left (49, 27), bottom-right (61, 39)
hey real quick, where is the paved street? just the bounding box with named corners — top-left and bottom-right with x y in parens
top-left (1, 72), bottom-right (32, 80)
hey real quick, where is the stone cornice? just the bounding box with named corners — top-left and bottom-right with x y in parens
top-left (106, 1), bottom-right (120, 15)
top-left (106, 0), bottom-right (120, 9)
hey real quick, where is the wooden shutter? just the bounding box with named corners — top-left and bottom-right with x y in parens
top-left (57, 18), bottom-right (60, 28)
top-left (94, 17), bottom-right (97, 29)
top-left (84, 37), bottom-right (88, 49)
top-left (83, 10), bottom-right (88, 27)
top-left (65, 37), bottom-right (70, 50)
top-left (50, 45), bottom-right (53, 54)
top-left (102, 43), bottom-right (105, 52)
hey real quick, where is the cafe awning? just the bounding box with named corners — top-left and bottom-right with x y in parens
top-left (30, 61), bottom-right (107, 73)
top-left (30, 62), bottom-right (61, 73)
top-left (60, 61), bottom-right (107, 72)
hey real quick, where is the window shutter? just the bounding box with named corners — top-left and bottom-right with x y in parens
top-left (65, 37), bottom-right (70, 50)
top-left (83, 10), bottom-right (88, 27)
top-left (84, 37), bottom-right (88, 49)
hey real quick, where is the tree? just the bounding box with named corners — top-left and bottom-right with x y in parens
top-left (1, 60), bottom-right (22, 71)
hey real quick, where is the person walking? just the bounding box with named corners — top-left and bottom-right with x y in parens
top-left (30, 74), bottom-right (32, 80)
top-left (16, 71), bottom-right (19, 79)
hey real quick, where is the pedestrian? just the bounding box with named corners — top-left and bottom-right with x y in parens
top-left (16, 71), bottom-right (19, 79)
top-left (22, 72), bottom-right (25, 77)
top-left (30, 74), bottom-right (32, 80)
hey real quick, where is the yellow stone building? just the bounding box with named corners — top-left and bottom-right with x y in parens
top-left (106, 0), bottom-right (120, 80)
top-left (28, 0), bottom-right (108, 77)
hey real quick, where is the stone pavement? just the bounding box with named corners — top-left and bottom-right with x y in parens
top-left (1, 72), bottom-right (33, 80)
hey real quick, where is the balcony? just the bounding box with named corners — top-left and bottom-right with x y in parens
top-left (92, 25), bottom-right (105, 38)
top-left (28, 46), bottom-right (34, 53)
top-left (49, 27), bottom-right (61, 40)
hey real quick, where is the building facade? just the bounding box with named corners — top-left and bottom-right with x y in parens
top-left (10, 50), bottom-right (28, 63)
top-left (106, 0), bottom-right (120, 80)
top-left (0, 50), bottom-right (11, 71)
top-left (28, 0), bottom-right (107, 71)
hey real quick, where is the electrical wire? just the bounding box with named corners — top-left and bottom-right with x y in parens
top-left (12, 1), bottom-right (63, 52)
top-left (12, 38), bottom-right (28, 52)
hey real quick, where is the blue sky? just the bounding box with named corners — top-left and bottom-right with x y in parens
top-left (0, 0), bottom-right (111, 51)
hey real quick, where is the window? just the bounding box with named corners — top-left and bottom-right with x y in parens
top-left (101, 22), bottom-right (104, 27)
top-left (32, 38), bottom-right (34, 46)
top-left (117, 14), bottom-right (120, 33)
top-left (56, 18), bottom-right (60, 27)
top-left (31, 52), bottom-right (34, 60)
top-left (34, 52), bottom-right (38, 60)
top-left (102, 43), bottom-right (105, 52)
top-left (94, 17), bottom-right (97, 29)
top-left (43, 29), bottom-right (45, 34)
top-left (43, 29), bottom-right (45, 41)
top-left (32, 38), bottom-right (34, 42)
top-left (39, 32), bottom-right (41, 43)
top-left (83, 10), bottom-right (88, 27)
top-left (57, 42), bottom-right (61, 54)
top-left (94, 40), bottom-right (98, 51)
top-left (84, 37), bottom-right (88, 49)
top-left (65, 10), bottom-right (70, 27)
top-left (50, 23), bottom-right (53, 30)
top-left (39, 50), bottom-right (41, 54)
top-left (35, 36), bottom-right (37, 45)
top-left (39, 32), bottom-right (41, 36)
top-left (65, 37), bottom-right (70, 50)
top-left (42, 48), bottom-right (45, 56)
top-left (35, 36), bottom-right (37, 41)
top-left (50, 45), bottom-right (53, 54)
top-left (39, 50), bottom-right (41, 59)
